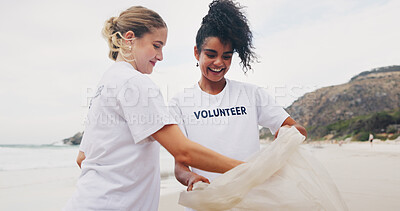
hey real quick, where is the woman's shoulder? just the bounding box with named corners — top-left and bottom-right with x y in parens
top-left (169, 83), bottom-right (198, 105)
top-left (228, 79), bottom-right (261, 91)
top-left (108, 62), bottom-right (158, 89)
top-left (227, 79), bottom-right (275, 102)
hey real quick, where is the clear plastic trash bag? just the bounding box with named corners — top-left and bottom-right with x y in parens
top-left (179, 127), bottom-right (348, 211)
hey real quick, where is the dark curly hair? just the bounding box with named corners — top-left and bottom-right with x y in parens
top-left (196, 0), bottom-right (257, 73)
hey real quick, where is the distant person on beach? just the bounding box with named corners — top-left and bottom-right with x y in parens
top-left (63, 6), bottom-right (243, 211)
top-left (369, 133), bottom-right (374, 146)
top-left (169, 0), bottom-right (307, 206)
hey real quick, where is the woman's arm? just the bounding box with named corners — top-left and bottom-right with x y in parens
top-left (76, 150), bottom-right (86, 168)
top-left (275, 117), bottom-right (307, 139)
top-left (152, 124), bottom-right (243, 174)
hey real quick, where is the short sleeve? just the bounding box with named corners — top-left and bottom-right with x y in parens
top-left (78, 131), bottom-right (88, 152)
top-left (79, 137), bottom-right (86, 152)
top-left (117, 76), bottom-right (176, 143)
top-left (256, 87), bottom-right (290, 134)
top-left (168, 97), bottom-right (188, 137)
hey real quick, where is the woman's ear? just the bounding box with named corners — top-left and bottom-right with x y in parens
top-left (124, 31), bottom-right (136, 45)
top-left (194, 46), bottom-right (200, 61)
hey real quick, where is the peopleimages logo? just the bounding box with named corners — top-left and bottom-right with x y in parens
top-left (82, 83), bottom-right (164, 108)
top-left (84, 113), bottom-right (175, 126)
top-left (84, 112), bottom-right (229, 126)
top-left (174, 113), bottom-right (230, 125)
top-left (82, 84), bottom-right (319, 108)
top-left (88, 85), bottom-right (104, 109)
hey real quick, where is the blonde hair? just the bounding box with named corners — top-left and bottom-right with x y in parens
top-left (102, 6), bottom-right (167, 61)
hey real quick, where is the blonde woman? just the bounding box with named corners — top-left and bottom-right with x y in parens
top-left (64, 6), bottom-right (242, 211)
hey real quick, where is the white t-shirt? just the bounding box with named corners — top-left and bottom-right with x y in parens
top-left (169, 79), bottom-right (289, 181)
top-left (64, 61), bottom-right (175, 211)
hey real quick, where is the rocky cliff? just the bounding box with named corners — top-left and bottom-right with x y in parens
top-left (286, 66), bottom-right (400, 128)
top-left (63, 132), bottom-right (83, 145)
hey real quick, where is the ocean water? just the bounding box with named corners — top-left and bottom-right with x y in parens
top-left (0, 144), bottom-right (183, 203)
top-left (2, 141), bottom-right (397, 172)
top-left (0, 143), bottom-right (275, 195)
top-left (0, 144), bottom-right (176, 179)
top-left (0, 144), bottom-right (80, 171)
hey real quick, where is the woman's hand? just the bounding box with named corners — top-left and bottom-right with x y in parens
top-left (76, 151), bottom-right (86, 168)
top-left (187, 173), bottom-right (210, 191)
top-left (275, 117), bottom-right (307, 139)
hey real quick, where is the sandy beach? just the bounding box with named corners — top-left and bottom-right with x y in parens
top-left (1, 141), bottom-right (399, 211)
top-left (308, 141), bottom-right (400, 211)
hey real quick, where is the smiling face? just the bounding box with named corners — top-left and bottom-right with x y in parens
top-left (130, 27), bottom-right (167, 74)
top-left (195, 37), bottom-right (233, 86)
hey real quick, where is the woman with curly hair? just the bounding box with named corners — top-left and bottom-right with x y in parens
top-left (169, 0), bottom-right (307, 205)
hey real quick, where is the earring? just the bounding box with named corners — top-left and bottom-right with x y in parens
top-left (196, 63), bottom-right (199, 67)
top-left (128, 46), bottom-right (132, 50)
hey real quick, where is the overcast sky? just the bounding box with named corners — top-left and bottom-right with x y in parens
top-left (0, 0), bottom-right (399, 145)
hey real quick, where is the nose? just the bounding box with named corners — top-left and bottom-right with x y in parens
top-left (156, 50), bottom-right (163, 61)
top-left (214, 56), bottom-right (223, 66)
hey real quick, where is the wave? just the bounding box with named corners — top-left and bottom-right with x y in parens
top-left (0, 145), bottom-right (79, 171)
top-left (0, 144), bottom-right (78, 149)
top-left (0, 144), bottom-right (176, 181)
